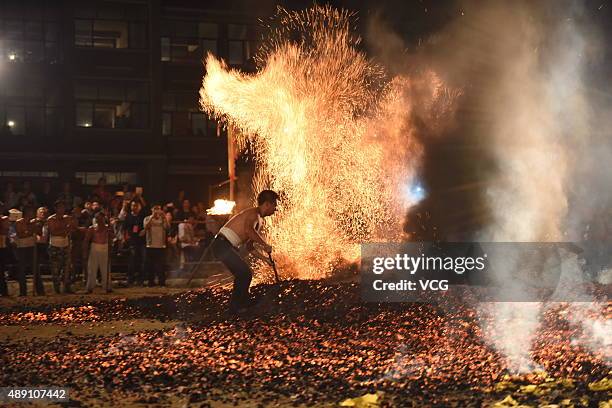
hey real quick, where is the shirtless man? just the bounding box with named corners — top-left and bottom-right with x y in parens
top-left (212, 190), bottom-right (278, 313)
top-left (15, 207), bottom-right (37, 296)
top-left (47, 200), bottom-right (76, 294)
top-left (0, 201), bottom-right (9, 296)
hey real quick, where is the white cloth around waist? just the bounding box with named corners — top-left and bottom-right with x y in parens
top-left (49, 236), bottom-right (69, 248)
top-left (218, 226), bottom-right (242, 248)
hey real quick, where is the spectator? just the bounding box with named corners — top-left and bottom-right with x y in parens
top-left (57, 181), bottom-right (81, 210)
top-left (38, 181), bottom-right (54, 208)
top-left (119, 200), bottom-right (146, 285)
top-left (15, 207), bottom-right (36, 296)
top-left (18, 181), bottom-right (37, 209)
top-left (174, 190), bottom-right (186, 209)
top-left (92, 177), bottom-right (112, 206)
top-left (70, 205), bottom-right (86, 282)
top-left (121, 183), bottom-right (133, 202)
top-left (47, 200), bottom-right (76, 294)
top-left (83, 212), bottom-right (112, 293)
top-left (165, 211), bottom-right (179, 271)
top-left (30, 206), bottom-right (48, 295)
top-left (81, 202), bottom-right (94, 227)
top-left (0, 201), bottom-right (9, 296)
top-left (144, 204), bottom-right (170, 286)
top-left (179, 214), bottom-right (200, 271)
top-left (3, 182), bottom-right (18, 209)
top-left (175, 199), bottom-right (194, 222)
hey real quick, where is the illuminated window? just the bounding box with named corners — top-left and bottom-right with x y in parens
top-left (160, 20), bottom-right (218, 62)
top-left (75, 81), bottom-right (150, 129)
top-left (73, 2), bottom-right (147, 49)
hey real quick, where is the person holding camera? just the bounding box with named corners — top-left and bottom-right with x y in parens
top-left (144, 204), bottom-right (170, 286)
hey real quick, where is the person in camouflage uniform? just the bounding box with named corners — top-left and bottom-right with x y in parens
top-left (47, 200), bottom-right (76, 294)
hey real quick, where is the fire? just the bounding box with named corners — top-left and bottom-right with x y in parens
top-left (207, 199), bottom-right (236, 215)
top-left (200, 6), bottom-right (454, 278)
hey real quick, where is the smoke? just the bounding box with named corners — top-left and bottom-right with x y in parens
top-left (365, 0), bottom-right (611, 372)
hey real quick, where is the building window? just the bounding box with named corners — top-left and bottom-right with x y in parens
top-left (0, 171), bottom-right (58, 178)
top-left (76, 172), bottom-right (138, 186)
top-left (160, 20), bottom-right (218, 63)
top-left (228, 24), bottom-right (248, 65)
top-left (0, 79), bottom-right (62, 137)
top-left (0, 15), bottom-right (61, 64)
top-left (74, 2), bottom-right (147, 49)
top-left (162, 92), bottom-right (218, 137)
top-left (75, 81), bottom-right (149, 129)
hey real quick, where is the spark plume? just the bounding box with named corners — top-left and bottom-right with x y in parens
top-left (200, 6), bottom-right (450, 278)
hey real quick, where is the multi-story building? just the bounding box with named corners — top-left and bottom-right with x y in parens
top-left (0, 0), bottom-right (275, 204)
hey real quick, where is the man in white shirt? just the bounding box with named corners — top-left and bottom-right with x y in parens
top-left (144, 204), bottom-right (170, 286)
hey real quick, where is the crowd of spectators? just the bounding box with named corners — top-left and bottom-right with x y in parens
top-left (0, 178), bottom-right (216, 297)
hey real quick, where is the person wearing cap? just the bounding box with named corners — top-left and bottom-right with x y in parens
top-left (211, 189), bottom-right (278, 313)
top-left (15, 207), bottom-right (37, 296)
top-left (0, 201), bottom-right (9, 296)
top-left (47, 200), bottom-right (76, 294)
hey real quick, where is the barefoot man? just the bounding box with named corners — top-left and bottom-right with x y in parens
top-left (212, 190), bottom-right (278, 313)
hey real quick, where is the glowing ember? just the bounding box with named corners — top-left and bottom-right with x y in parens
top-left (200, 6), bottom-right (454, 278)
top-left (206, 199), bottom-right (236, 215)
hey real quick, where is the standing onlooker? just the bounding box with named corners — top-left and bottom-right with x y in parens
top-left (0, 201), bottom-right (9, 296)
top-left (15, 207), bottom-right (36, 296)
top-left (30, 207), bottom-right (48, 295)
top-left (92, 177), bottom-right (112, 207)
top-left (179, 214), bottom-right (200, 271)
top-left (174, 190), bottom-right (186, 209)
top-left (175, 199), bottom-right (194, 222)
top-left (120, 200), bottom-right (146, 285)
top-left (70, 205), bottom-right (86, 283)
top-left (17, 181), bottom-right (37, 209)
top-left (3, 182), bottom-right (18, 209)
top-left (47, 200), bottom-right (76, 294)
top-left (165, 211), bottom-right (179, 271)
top-left (83, 212), bottom-right (112, 293)
top-left (57, 181), bottom-right (79, 210)
top-left (144, 204), bottom-right (170, 286)
top-left (38, 181), bottom-right (54, 209)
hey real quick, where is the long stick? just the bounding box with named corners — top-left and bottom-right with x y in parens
top-left (185, 240), bottom-right (215, 285)
top-left (268, 253), bottom-right (280, 284)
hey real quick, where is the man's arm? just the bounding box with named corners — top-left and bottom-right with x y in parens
top-left (244, 211), bottom-right (272, 253)
top-left (143, 215), bottom-right (152, 230)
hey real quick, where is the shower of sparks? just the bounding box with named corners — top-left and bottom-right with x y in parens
top-left (200, 6), bottom-right (453, 278)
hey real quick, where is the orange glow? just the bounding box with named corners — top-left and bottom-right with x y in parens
top-left (207, 199), bottom-right (236, 215)
top-left (200, 6), bottom-right (456, 279)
